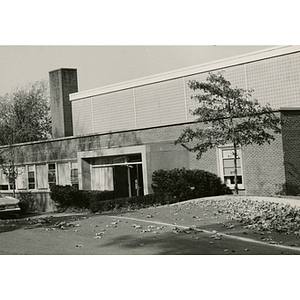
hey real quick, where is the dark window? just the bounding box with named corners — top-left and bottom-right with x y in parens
top-left (224, 176), bottom-right (243, 185)
top-left (93, 154), bottom-right (142, 166)
top-left (48, 164), bottom-right (56, 187)
top-left (28, 171), bottom-right (35, 190)
top-left (71, 168), bottom-right (79, 189)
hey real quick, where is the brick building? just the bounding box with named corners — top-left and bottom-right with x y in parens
top-left (0, 45), bottom-right (299, 211)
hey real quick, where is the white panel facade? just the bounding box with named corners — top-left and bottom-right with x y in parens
top-left (72, 98), bottom-right (93, 135)
top-left (92, 89), bottom-right (136, 133)
top-left (70, 46), bottom-right (300, 136)
top-left (134, 77), bottom-right (187, 127)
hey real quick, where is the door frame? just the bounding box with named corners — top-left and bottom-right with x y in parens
top-left (77, 145), bottom-right (148, 194)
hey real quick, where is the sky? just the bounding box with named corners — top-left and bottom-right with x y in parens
top-left (1, 2), bottom-right (296, 98)
top-left (0, 45), bottom-right (274, 97)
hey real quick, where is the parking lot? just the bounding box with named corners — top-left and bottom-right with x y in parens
top-left (1, 196), bottom-right (300, 255)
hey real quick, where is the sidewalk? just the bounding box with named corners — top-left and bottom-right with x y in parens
top-left (240, 195), bottom-right (300, 207)
top-left (171, 194), bottom-right (300, 207)
top-left (27, 195), bottom-right (300, 220)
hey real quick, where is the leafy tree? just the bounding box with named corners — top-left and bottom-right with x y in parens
top-left (0, 79), bottom-right (51, 145)
top-left (0, 79), bottom-right (51, 195)
top-left (176, 72), bottom-right (281, 194)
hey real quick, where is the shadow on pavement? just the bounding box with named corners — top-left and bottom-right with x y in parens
top-left (99, 226), bottom-right (299, 255)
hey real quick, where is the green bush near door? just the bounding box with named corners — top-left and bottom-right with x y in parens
top-left (151, 168), bottom-right (232, 203)
top-left (50, 185), bottom-right (115, 209)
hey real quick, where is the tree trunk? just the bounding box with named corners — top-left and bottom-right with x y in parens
top-left (233, 142), bottom-right (238, 195)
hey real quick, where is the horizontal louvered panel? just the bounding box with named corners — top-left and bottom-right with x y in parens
top-left (246, 52), bottom-right (300, 109)
top-left (92, 89), bottom-right (136, 133)
top-left (72, 98), bottom-right (93, 135)
top-left (184, 65), bottom-right (247, 121)
top-left (134, 78), bottom-right (186, 128)
top-left (71, 51), bottom-right (300, 135)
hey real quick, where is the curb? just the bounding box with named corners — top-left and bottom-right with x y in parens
top-left (169, 195), bottom-right (300, 207)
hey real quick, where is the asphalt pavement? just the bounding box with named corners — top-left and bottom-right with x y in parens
top-left (1, 195), bottom-right (300, 254)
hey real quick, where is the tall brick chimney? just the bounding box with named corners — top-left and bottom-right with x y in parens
top-left (49, 68), bottom-right (78, 138)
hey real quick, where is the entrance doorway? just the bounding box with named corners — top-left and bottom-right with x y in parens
top-left (91, 153), bottom-right (144, 198)
top-left (114, 164), bottom-right (144, 198)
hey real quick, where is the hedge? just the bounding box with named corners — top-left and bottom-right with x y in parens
top-left (50, 185), bottom-right (161, 213)
top-left (16, 191), bottom-right (36, 214)
top-left (50, 185), bottom-right (115, 209)
top-left (50, 168), bottom-right (231, 212)
top-left (89, 194), bottom-right (161, 213)
top-left (151, 168), bottom-right (232, 203)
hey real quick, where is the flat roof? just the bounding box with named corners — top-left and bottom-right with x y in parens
top-left (69, 45), bottom-right (300, 101)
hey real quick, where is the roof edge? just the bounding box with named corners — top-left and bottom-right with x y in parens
top-left (69, 45), bottom-right (300, 101)
top-left (280, 107), bottom-right (300, 111)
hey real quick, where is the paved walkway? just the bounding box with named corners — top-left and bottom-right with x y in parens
top-left (240, 195), bottom-right (300, 207)
top-left (172, 195), bottom-right (300, 207)
top-left (26, 194), bottom-right (300, 220)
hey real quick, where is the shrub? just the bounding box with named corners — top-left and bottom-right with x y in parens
top-left (79, 190), bottom-right (116, 209)
top-left (89, 194), bottom-right (160, 213)
top-left (50, 185), bottom-right (116, 209)
top-left (50, 185), bottom-right (77, 208)
top-left (16, 191), bottom-right (36, 214)
top-left (151, 168), bottom-right (232, 203)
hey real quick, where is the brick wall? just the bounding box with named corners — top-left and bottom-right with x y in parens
top-left (281, 109), bottom-right (300, 195)
top-left (242, 138), bottom-right (285, 196)
top-left (3, 119), bottom-right (288, 197)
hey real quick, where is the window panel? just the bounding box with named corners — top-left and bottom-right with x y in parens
top-left (48, 163), bottom-right (56, 187)
top-left (224, 167), bottom-right (242, 176)
top-left (224, 176), bottom-right (243, 185)
top-left (222, 149), bottom-right (241, 159)
top-left (93, 154), bottom-right (142, 166)
top-left (16, 166), bottom-right (27, 190)
top-left (222, 150), bottom-right (234, 158)
top-left (219, 147), bottom-right (244, 189)
top-left (28, 170), bottom-right (35, 190)
top-left (57, 163), bottom-right (71, 186)
top-left (71, 162), bottom-right (79, 189)
top-left (28, 165), bottom-right (35, 172)
top-left (36, 165), bottom-right (48, 189)
top-left (92, 167), bottom-right (114, 191)
top-left (0, 168), bottom-right (9, 190)
top-left (0, 169), bottom-right (8, 185)
top-left (223, 159), bottom-right (241, 168)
